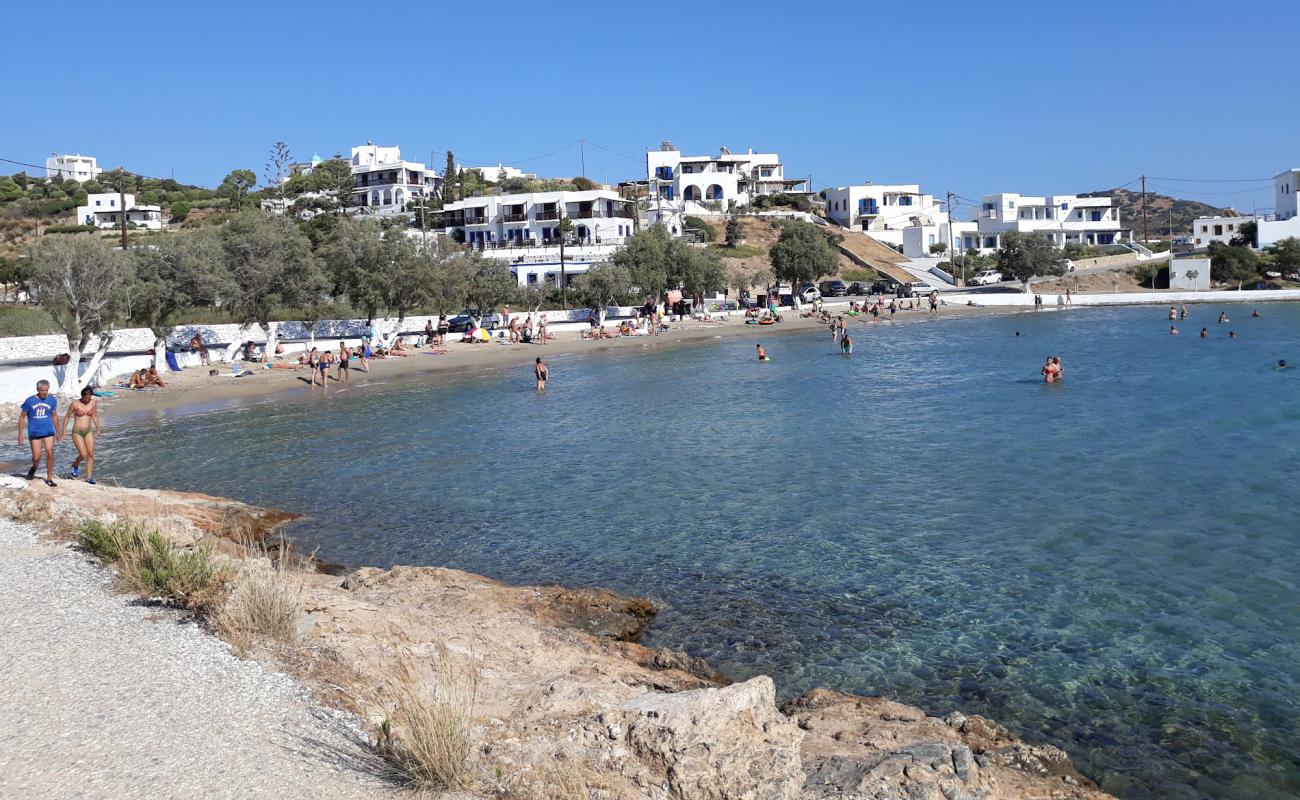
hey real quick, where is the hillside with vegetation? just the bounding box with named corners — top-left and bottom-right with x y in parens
top-left (1080, 188), bottom-right (1227, 239)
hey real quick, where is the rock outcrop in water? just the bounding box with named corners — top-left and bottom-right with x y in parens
top-left (4, 480), bottom-right (1116, 800)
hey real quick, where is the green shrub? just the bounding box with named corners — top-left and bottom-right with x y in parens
top-left (0, 306), bottom-right (61, 337)
top-left (78, 520), bottom-right (124, 560)
top-left (44, 224), bottom-right (99, 234)
top-left (685, 216), bottom-right (716, 242)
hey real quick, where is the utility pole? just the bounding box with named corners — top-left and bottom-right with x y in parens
top-left (1140, 174), bottom-right (1148, 245)
top-left (946, 191), bottom-right (959, 284)
top-left (558, 208), bottom-right (567, 309)
top-left (579, 139), bottom-right (586, 180)
top-left (117, 167), bottom-right (128, 251)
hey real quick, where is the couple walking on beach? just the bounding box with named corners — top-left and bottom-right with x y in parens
top-left (17, 380), bottom-right (102, 487)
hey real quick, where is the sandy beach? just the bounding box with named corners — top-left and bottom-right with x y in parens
top-left (93, 302), bottom-right (1007, 422)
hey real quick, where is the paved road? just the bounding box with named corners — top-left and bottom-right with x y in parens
top-left (0, 512), bottom-right (394, 800)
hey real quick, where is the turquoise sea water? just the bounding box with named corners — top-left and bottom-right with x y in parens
top-left (16, 304), bottom-right (1300, 798)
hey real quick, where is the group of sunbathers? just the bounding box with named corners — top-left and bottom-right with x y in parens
top-left (126, 366), bottom-right (166, 389)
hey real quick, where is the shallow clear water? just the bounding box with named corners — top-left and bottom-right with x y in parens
top-left (15, 304), bottom-right (1300, 798)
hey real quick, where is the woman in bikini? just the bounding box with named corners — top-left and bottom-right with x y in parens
top-left (61, 386), bottom-right (101, 484)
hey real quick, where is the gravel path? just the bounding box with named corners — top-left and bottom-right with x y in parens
top-left (0, 515), bottom-right (395, 800)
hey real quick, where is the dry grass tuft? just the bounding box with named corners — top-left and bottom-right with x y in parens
top-left (215, 560), bottom-right (305, 651)
top-left (496, 757), bottom-right (630, 800)
top-left (368, 642), bottom-right (479, 792)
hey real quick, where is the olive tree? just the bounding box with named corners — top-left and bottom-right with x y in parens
top-left (219, 211), bottom-right (326, 360)
top-left (995, 232), bottom-right (1065, 289)
top-left (27, 235), bottom-right (131, 395)
top-left (321, 217), bottom-right (388, 323)
top-left (127, 230), bottom-right (226, 367)
top-left (612, 225), bottom-right (671, 302)
top-left (463, 255), bottom-right (518, 326)
top-left (769, 220), bottom-right (838, 290)
top-left (575, 262), bottom-right (633, 328)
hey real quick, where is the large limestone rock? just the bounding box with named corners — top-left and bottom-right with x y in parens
top-left (616, 676), bottom-right (804, 800)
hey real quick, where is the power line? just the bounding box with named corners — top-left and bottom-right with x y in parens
top-left (1147, 175), bottom-right (1274, 183)
top-left (1, 155), bottom-right (181, 186)
top-left (582, 139), bottom-right (643, 163)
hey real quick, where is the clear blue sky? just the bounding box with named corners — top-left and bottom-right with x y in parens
top-left (4, 0), bottom-right (1296, 214)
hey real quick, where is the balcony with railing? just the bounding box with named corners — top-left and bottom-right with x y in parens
top-left (535, 208), bottom-right (560, 221)
top-left (464, 210), bottom-right (489, 225)
top-left (502, 211), bottom-right (528, 223)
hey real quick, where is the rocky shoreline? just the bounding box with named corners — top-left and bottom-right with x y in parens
top-left (4, 479), bottom-right (1115, 800)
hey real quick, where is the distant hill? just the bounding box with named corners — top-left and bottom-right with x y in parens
top-left (1080, 188), bottom-right (1228, 239)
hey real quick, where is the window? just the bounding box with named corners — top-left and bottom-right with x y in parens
top-left (1201, 225), bottom-right (1208, 232)
top-left (1060, 203), bottom-right (1069, 210)
top-left (1008, 201), bottom-right (1015, 209)
top-left (1090, 211), bottom-right (1102, 222)
top-left (95, 200), bottom-right (101, 206)
top-left (683, 165), bottom-right (694, 173)
top-left (1228, 224), bottom-right (1235, 231)
top-left (982, 202), bottom-right (994, 211)
top-left (1214, 225), bottom-right (1223, 236)
top-left (899, 195), bottom-right (912, 206)
top-left (1076, 211), bottom-right (1083, 219)
top-left (1021, 210), bottom-right (1029, 218)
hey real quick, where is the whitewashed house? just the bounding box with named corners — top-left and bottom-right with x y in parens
top-left (903, 220), bottom-right (979, 258)
top-left (439, 189), bottom-right (637, 286)
top-left (1256, 168), bottom-right (1300, 248)
top-left (75, 192), bottom-right (162, 230)
top-left (461, 163), bottom-right (537, 183)
top-left (646, 142), bottom-right (807, 216)
top-left (350, 142), bottom-right (439, 216)
top-left (825, 182), bottom-right (943, 249)
top-left (954, 193), bottom-right (1129, 253)
top-left (45, 153), bottom-right (102, 182)
top-left (1190, 213), bottom-right (1253, 248)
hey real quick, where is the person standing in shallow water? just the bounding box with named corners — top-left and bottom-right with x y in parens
top-left (534, 357), bottom-right (548, 391)
top-left (756, 343), bottom-right (768, 361)
top-left (62, 386), bottom-right (101, 484)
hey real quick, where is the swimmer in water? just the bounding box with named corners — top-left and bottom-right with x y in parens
top-left (756, 343), bottom-right (769, 361)
top-left (1229, 331), bottom-right (1237, 339)
top-left (1278, 360), bottom-right (1289, 370)
top-left (840, 333), bottom-right (852, 354)
top-left (1170, 325), bottom-right (1179, 335)
top-left (1014, 331), bottom-right (1021, 337)
top-left (1041, 357), bottom-right (1056, 384)
top-left (1252, 309), bottom-right (1260, 317)
top-left (1218, 311), bottom-right (1229, 324)
top-left (1200, 327), bottom-right (1208, 338)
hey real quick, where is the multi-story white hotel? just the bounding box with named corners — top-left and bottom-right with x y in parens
top-left (46, 153), bottom-right (102, 182)
top-left (75, 192), bottom-right (162, 230)
top-left (350, 143), bottom-right (439, 216)
top-left (439, 189), bottom-right (637, 286)
top-left (824, 183), bottom-right (943, 248)
top-left (1190, 213), bottom-right (1254, 248)
top-left (646, 142), bottom-right (807, 216)
top-left (955, 193), bottom-right (1128, 253)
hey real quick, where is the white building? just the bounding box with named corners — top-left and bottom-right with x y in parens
top-left (1256, 168), bottom-right (1300, 248)
top-left (461, 163), bottom-right (536, 183)
top-left (903, 220), bottom-right (979, 259)
top-left (1190, 213), bottom-right (1253, 248)
top-left (45, 153), bottom-right (102, 182)
top-left (825, 183), bottom-right (943, 249)
top-left (646, 142), bottom-right (807, 216)
top-left (1168, 257), bottom-right (1210, 290)
top-left (350, 142), bottom-right (439, 216)
top-left (439, 189), bottom-right (637, 286)
top-left (955, 193), bottom-right (1129, 253)
top-left (75, 193), bottom-right (162, 230)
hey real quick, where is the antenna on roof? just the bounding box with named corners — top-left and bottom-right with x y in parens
top-left (720, 146), bottom-right (731, 155)
top-left (659, 141), bottom-right (674, 151)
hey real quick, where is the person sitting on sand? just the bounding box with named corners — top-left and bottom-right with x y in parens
top-left (144, 366), bottom-right (166, 388)
top-left (127, 369), bottom-right (146, 390)
top-left (189, 335), bottom-right (210, 366)
top-left (390, 337), bottom-right (411, 354)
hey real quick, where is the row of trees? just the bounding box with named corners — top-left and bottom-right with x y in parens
top-left (23, 213), bottom-right (512, 394)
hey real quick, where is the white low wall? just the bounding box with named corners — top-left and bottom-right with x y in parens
top-left (964, 289), bottom-right (1300, 308)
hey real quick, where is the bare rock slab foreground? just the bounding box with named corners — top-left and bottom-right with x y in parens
top-left (2, 480), bottom-right (1117, 800)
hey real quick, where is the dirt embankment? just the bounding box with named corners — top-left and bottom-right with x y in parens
top-left (5, 480), bottom-right (1116, 800)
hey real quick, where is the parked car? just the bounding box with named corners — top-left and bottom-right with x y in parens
top-left (798, 284), bottom-right (821, 303)
top-left (1056, 258), bottom-right (1076, 273)
top-left (447, 309), bottom-right (499, 333)
top-left (899, 281), bottom-right (938, 298)
top-left (818, 279), bottom-right (849, 297)
top-left (870, 281), bottom-right (891, 295)
top-left (969, 270), bottom-right (1003, 286)
top-left (847, 281), bottom-right (874, 296)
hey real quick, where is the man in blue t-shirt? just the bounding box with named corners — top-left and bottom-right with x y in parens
top-left (18, 380), bottom-right (61, 486)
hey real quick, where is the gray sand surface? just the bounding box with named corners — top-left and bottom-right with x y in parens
top-left (0, 515), bottom-right (393, 800)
